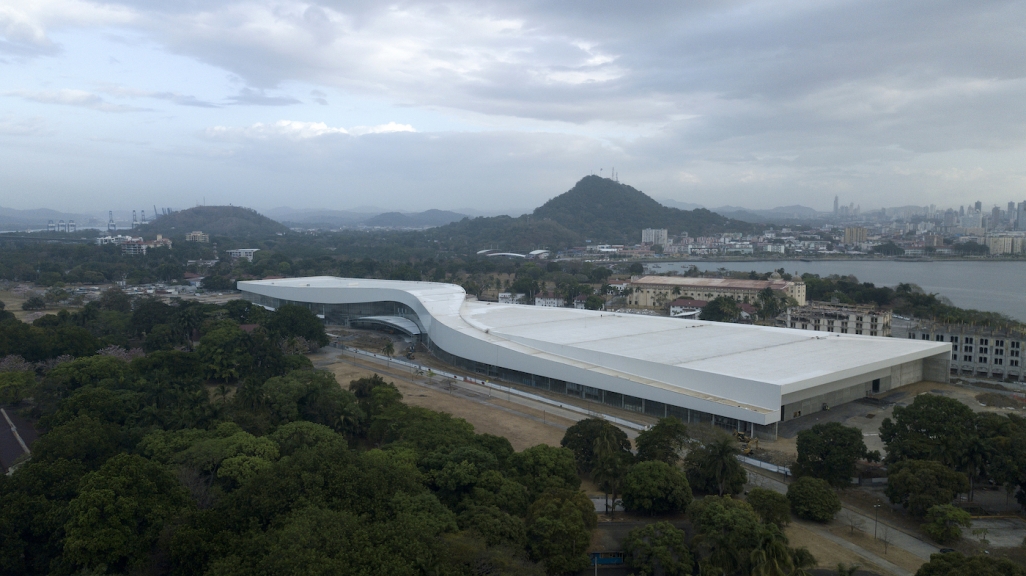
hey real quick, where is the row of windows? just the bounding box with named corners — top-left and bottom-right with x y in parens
top-left (954, 354), bottom-right (1021, 367)
top-left (425, 341), bottom-right (753, 434)
top-left (917, 333), bottom-right (1024, 352)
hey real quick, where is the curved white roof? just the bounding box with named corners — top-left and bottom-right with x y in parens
top-left (238, 277), bottom-right (950, 425)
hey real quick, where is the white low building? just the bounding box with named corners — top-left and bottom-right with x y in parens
top-left (238, 277), bottom-right (950, 438)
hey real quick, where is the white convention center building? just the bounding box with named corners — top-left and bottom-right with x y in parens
top-left (238, 277), bottom-right (950, 439)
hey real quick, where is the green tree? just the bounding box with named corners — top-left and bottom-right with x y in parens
top-left (457, 505), bottom-right (526, 547)
top-left (921, 504), bottom-right (971, 544)
top-left (786, 477), bottom-right (841, 522)
top-left (623, 521), bottom-right (693, 576)
top-left (629, 262), bottom-right (644, 275)
top-left (143, 323), bottom-right (177, 352)
top-left (747, 487), bottom-right (791, 528)
top-left (560, 418), bottom-right (630, 474)
top-left (509, 444), bottom-right (580, 498)
top-left (700, 296), bottom-right (741, 322)
top-left (914, 551), bottom-right (1026, 576)
top-left (32, 415), bottom-right (121, 468)
top-left (684, 435), bottom-right (747, 496)
top-left (689, 496), bottom-right (764, 575)
top-left (0, 370), bottom-right (35, 404)
top-left (584, 295), bottom-right (605, 310)
top-left (591, 424), bottom-right (633, 517)
top-left (636, 417), bottom-right (690, 465)
top-left (98, 287), bottom-right (132, 313)
top-left (872, 241), bottom-right (905, 256)
top-left (880, 394), bottom-right (977, 468)
top-left (265, 304), bottom-right (329, 347)
top-left (63, 454), bottom-right (189, 574)
top-left (792, 422), bottom-right (869, 487)
top-left (886, 459), bottom-right (969, 517)
top-left (258, 370), bottom-right (363, 433)
top-left (22, 296), bottom-right (46, 310)
top-left (524, 488), bottom-right (596, 575)
top-left (197, 323), bottom-right (251, 381)
top-left (621, 460), bottom-right (693, 515)
top-left (749, 524), bottom-right (794, 576)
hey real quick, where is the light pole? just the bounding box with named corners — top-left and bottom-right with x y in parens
top-left (874, 504), bottom-right (881, 540)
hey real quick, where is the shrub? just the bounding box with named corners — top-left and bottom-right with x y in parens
top-left (747, 487), bottom-right (791, 527)
top-left (787, 477), bottom-right (840, 522)
top-left (921, 505), bottom-right (971, 544)
top-left (22, 296), bottom-right (46, 310)
top-left (622, 461), bottom-right (693, 515)
top-left (622, 521), bottom-right (693, 576)
top-left (886, 459), bottom-right (969, 518)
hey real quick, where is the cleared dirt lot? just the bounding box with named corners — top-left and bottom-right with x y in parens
top-left (315, 350), bottom-right (572, 450)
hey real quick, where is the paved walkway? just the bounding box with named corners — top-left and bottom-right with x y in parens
top-left (747, 470), bottom-right (940, 561)
top-left (806, 523), bottom-right (913, 576)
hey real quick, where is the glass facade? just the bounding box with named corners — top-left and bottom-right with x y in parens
top-left (427, 340), bottom-right (753, 435)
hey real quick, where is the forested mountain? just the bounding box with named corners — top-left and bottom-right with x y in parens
top-left (533, 176), bottom-right (753, 242)
top-left (363, 209), bottom-right (466, 228)
top-left (427, 176), bottom-right (754, 250)
top-left (146, 206), bottom-right (288, 238)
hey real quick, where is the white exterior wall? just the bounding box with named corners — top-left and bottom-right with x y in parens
top-left (238, 277), bottom-right (950, 426)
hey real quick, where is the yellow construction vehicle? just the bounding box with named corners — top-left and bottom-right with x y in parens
top-left (735, 431), bottom-right (759, 455)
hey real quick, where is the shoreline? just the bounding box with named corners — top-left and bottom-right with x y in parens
top-left (626, 256), bottom-right (1026, 264)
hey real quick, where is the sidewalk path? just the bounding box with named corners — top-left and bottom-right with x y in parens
top-left (747, 469), bottom-right (940, 561)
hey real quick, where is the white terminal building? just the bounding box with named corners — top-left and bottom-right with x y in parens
top-left (238, 277), bottom-right (950, 439)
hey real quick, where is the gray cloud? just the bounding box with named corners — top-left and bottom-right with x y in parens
top-left (98, 85), bottom-right (220, 108)
top-left (2, 0), bottom-right (1025, 210)
top-left (4, 89), bottom-right (147, 113)
top-left (225, 88), bottom-right (301, 106)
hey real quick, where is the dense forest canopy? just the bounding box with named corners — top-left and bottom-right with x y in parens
top-left (145, 206), bottom-right (289, 238)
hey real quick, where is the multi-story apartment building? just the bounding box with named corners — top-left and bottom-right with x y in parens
top-left (641, 228), bottom-right (668, 246)
top-left (186, 231), bottom-right (209, 243)
top-left (843, 227), bottom-right (867, 244)
top-left (779, 301), bottom-right (891, 337)
top-left (897, 321), bottom-right (1024, 381)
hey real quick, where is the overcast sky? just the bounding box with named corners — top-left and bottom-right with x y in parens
top-left (1, 0), bottom-right (1024, 214)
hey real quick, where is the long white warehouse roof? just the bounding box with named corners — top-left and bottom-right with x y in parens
top-left (238, 277), bottom-right (950, 425)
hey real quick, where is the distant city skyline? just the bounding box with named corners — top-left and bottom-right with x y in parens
top-left (1, 2), bottom-right (1025, 212)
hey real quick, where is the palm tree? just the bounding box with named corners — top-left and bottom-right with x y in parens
top-left (381, 341), bottom-right (395, 365)
top-left (961, 436), bottom-right (989, 502)
top-left (592, 427), bottom-right (632, 518)
top-left (704, 436), bottom-right (743, 496)
top-left (216, 384), bottom-right (231, 404)
top-left (750, 526), bottom-right (793, 576)
top-left (836, 563), bottom-right (860, 576)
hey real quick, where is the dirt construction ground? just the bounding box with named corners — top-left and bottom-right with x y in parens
top-left (313, 349), bottom-right (572, 450)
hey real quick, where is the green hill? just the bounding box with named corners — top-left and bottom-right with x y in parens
top-left (428, 176), bottom-right (753, 250)
top-left (146, 206), bottom-right (288, 238)
top-left (532, 175), bottom-right (753, 243)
